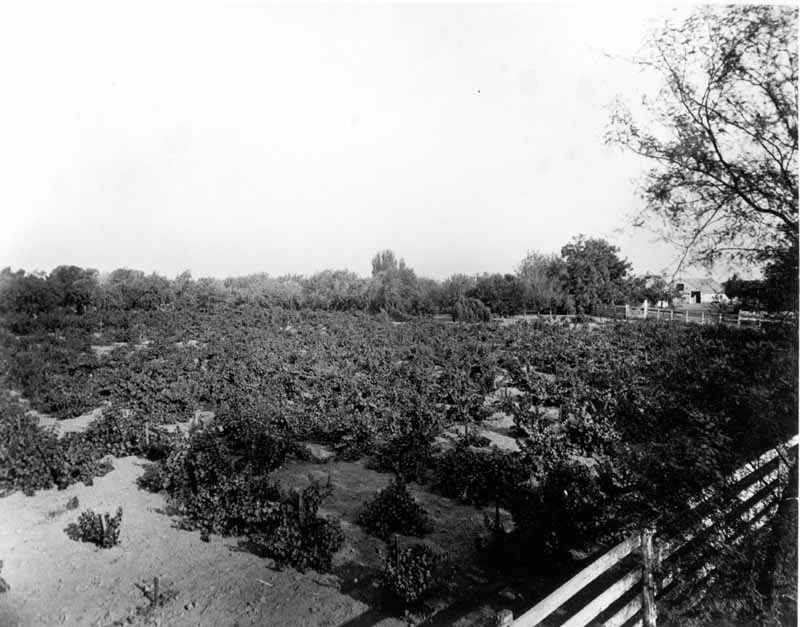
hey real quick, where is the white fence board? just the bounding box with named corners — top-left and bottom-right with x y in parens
top-left (512, 535), bottom-right (641, 627)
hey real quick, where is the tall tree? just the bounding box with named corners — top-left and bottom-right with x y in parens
top-left (47, 266), bottom-right (98, 314)
top-left (561, 236), bottom-right (631, 313)
top-left (371, 249), bottom-right (398, 276)
top-left (516, 251), bottom-right (568, 312)
top-left (607, 6), bottom-right (798, 272)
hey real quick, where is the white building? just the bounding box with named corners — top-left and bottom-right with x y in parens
top-left (674, 277), bottom-right (729, 305)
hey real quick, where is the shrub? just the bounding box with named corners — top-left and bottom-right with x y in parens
top-left (0, 395), bottom-right (112, 496)
top-left (81, 408), bottom-right (178, 460)
top-left (507, 460), bottom-right (610, 562)
top-left (381, 541), bottom-right (442, 607)
top-left (372, 432), bottom-right (435, 483)
top-left (71, 507), bottom-right (123, 548)
top-left (452, 297), bottom-right (491, 323)
top-left (357, 476), bottom-right (431, 540)
top-left (433, 446), bottom-right (525, 506)
top-left (137, 463), bottom-right (166, 493)
top-left (57, 433), bottom-right (114, 488)
top-left (0, 561), bottom-right (8, 593)
top-left (248, 484), bottom-right (345, 572)
top-left (0, 407), bottom-right (66, 496)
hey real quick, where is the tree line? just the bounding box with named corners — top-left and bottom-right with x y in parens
top-left (0, 235), bottom-right (701, 320)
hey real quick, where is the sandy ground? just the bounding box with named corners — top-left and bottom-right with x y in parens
top-left (1, 382), bottom-right (540, 627)
top-left (0, 456), bottom-right (413, 627)
top-left (0, 449), bottom-right (499, 627)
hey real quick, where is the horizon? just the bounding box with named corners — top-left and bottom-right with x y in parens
top-left (0, 2), bottom-right (760, 283)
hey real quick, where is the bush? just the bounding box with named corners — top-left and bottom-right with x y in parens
top-left (0, 395), bottom-right (113, 496)
top-left (357, 476), bottom-right (431, 540)
top-left (248, 484), bottom-right (345, 572)
top-left (81, 407), bottom-right (178, 460)
top-left (0, 407), bottom-right (67, 496)
top-left (71, 507), bottom-right (123, 548)
top-left (0, 561), bottom-right (8, 593)
top-left (137, 463), bottom-right (166, 492)
top-left (153, 430), bottom-right (344, 572)
top-left (381, 541), bottom-right (442, 607)
top-left (452, 297), bottom-right (491, 323)
top-left (507, 460), bottom-right (610, 561)
top-left (433, 446), bottom-right (525, 506)
top-left (372, 431), bottom-right (435, 483)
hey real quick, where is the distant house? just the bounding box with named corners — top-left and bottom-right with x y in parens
top-left (674, 277), bottom-right (729, 305)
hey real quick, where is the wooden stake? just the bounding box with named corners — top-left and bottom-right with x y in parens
top-left (152, 576), bottom-right (159, 607)
top-left (495, 609), bottom-right (514, 626)
top-left (641, 528), bottom-right (657, 627)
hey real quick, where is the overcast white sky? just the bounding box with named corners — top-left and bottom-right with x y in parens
top-left (1, 2), bottom-right (729, 280)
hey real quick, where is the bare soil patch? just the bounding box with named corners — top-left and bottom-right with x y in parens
top-left (0, 455), bottom-right (495, 627)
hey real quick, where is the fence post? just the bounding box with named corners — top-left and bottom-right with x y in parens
top-left (496, 609), bottom-right (514, 627)
top-left (737, 310), bottom-right (741, 327)
top-left (670, 310), bottom-right (674, 322)
top-left (701, 311), bottom-right (705, 325)
top-left (625, 304), bottom-right (630, 320)
top-left (656, 309), bottom-right (660, 321)
top-left (642, 301), bottom-right (648, 319)
top-left (641, 528), bottom-right (657, 627)
top-left (685, 309), bottom-right (688, 323)
top-left (718, 312), bottom-right (722, 325)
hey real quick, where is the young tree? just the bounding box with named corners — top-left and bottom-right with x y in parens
top-left (561, 236), bottom-right (631, 313)
top-left (607, 6), bottom-right (798, 272)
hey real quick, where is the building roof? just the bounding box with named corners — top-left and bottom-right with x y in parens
top-left (675, 277), bottom-right (725, 293)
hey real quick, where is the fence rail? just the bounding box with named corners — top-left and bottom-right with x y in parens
top-left (499, 434), bottom-right (799, 627)
top-left (595, 304), bottom-right (792, 328)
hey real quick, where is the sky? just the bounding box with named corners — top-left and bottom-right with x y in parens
top-left (0, 1), bottom-right (736, 281)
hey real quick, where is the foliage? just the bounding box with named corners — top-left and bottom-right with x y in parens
top-left (137, 463), bottom-right (166, 493)
top-left (0, 294), bottom-right (796, 620)
top-left (249, 484), bottom-right (345, 572)
top-left (357, 476), bottom-right (431, 540)
top-left (380, 541), bottom-right (443, 607)
top-left (467, 273), bottom-right (527, 317)
top-left (71, 507), bottom-right (123, 548)
top-left (433, 445), bottom-right (525, 507)
top-left (561, 235), bottom-right (632, 313)
top-left (372, 431), bottom-right (436, 484)
top-left (0, 560), bottom-right (8, 594)
top-left (81, 408), bottom-right (178, 460)
top-left (368, 250), bottom-right (433, 317)
top-left (0, 394), bottom-right (113, 496)
top-left (607, 5), bottom-right (798, 271)
top-left (516, 251), bottom-right (569, 312)
top-left (451, 297), bottom-right (491, 322)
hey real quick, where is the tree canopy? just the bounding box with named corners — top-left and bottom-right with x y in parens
top-left (608, 5), bottom-right (798, 273)
top-left (561, 236), bottom-right (632, 312)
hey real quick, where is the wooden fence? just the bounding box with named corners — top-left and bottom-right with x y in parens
top-left (497, 434), bottom-right (799, 627)
top-left (594, 304), bottom-right (791, 328)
